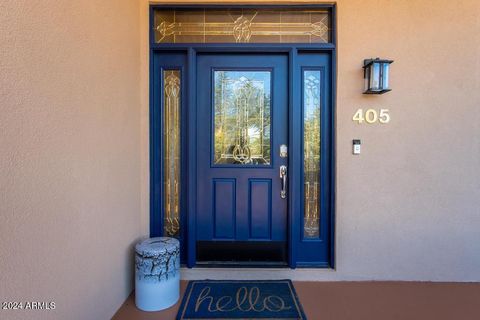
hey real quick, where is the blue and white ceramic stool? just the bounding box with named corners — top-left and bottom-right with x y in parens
top-left (135, 237), bottom-right (180, 311)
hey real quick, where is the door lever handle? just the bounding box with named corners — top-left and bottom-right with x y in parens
top-left (280, 165), bottom-right (287, 199)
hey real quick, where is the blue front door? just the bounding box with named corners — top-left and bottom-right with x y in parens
top-left (196, 54), bottom-right (288, 262)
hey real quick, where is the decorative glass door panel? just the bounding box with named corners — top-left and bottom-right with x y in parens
top-left (214, 71), bottom-right (271, 165)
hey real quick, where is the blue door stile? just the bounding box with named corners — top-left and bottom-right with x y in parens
top-left (195, 54), bottom-right (289, 264)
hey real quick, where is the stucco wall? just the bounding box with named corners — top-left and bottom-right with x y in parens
top-left (1, 0), bottom-right (479, 318)
top-left (144, 0), bottom-right (480, 281)
top-left (1, 1), bottom-right (142, 319)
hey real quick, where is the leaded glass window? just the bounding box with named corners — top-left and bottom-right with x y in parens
top-left (303, 70), bottom-right (321, 238)
top-left (214, 71), bottom-right (271, 165)
top-left (163, 70), bottom-right (181, 237)
top-left (154, 8), bottom-right (330, 44)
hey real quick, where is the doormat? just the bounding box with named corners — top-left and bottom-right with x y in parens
top-left (176, 280), bottom-right (307, 319)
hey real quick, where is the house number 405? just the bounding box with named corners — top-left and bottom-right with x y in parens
top-left (352, 108), bottom-right (390, 124)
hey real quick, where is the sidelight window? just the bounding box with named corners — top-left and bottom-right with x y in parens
top-left (303, 70), bottom-right (321, 238)
top-left (163, 70), bottom-right (181, 237)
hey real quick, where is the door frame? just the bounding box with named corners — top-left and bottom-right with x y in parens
top-left (149, 4), bottom-right (337, 269)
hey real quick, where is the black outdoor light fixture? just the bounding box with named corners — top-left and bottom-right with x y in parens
top-left (363, 58), bottom-right (394, 94)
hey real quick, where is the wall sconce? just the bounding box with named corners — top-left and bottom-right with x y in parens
top-left (363, 58), bottom-right (393, 94)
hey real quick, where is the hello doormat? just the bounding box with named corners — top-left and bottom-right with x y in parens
top-left (176, 280), bottom-right (307, 319)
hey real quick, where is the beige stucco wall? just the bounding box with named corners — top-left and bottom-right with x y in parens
top-left (1, 0), bottom-right (479, 318)
top-left (1, 1), bottom-right (143, 319)
top-left (143, 0), bottom-right (480, 281)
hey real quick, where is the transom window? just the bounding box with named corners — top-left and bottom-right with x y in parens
top-left (153, 8), bottom-right (331, 44)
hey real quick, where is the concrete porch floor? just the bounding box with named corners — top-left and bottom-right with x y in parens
top-left (112, 281), bottom-right (480, 320)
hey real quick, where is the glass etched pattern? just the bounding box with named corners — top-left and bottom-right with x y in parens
top-left (163, 70), bottom-right (181, 237)
top-left (303, 70), bottom-right (321, 238)
top-left (214, 71), bottom-right (271, 165)
top-left (154, 8), bottom-right (330, 43)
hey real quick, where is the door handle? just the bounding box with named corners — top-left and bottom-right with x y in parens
top-left (280, 165), bottom-right (287, 199)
